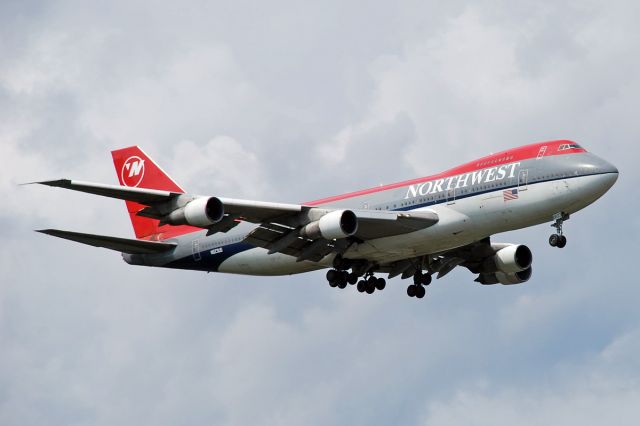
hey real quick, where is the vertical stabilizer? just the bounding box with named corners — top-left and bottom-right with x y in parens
top-left (111, 146), bottom-right (198, 240)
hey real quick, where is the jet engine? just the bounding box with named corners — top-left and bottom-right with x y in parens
top-left (300, 210), bottom-right (358, 240)
top-left (165, 196), bottom-right (225, 227)
top-left (484, 244), bottom-right (532, 274)
top-left (476, 244), bottom-right (533, 285)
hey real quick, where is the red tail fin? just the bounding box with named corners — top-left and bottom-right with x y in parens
top-left (111, 146), bottom-right (199, 240)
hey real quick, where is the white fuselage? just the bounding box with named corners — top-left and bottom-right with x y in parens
top-left (214, 172), bottom-right (616, 275)
top-left (124, 149), bottom-right (618, 276)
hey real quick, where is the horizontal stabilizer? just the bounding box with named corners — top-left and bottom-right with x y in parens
top-left (36, 229), bottom-right (177, 254)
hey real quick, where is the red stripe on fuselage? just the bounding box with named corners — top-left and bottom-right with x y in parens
top-left (304, 140), bottom-right (585, 206)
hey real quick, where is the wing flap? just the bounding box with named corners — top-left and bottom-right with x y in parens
top-left (220, 198), bottom-right (304, 223)
top-left (353, 210), bottom-right (439, 239)
top-left (36, 229), bottom-right (177, 254)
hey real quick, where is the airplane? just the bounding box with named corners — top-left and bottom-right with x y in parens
top-left (31, 139), bottom-right (618, 299)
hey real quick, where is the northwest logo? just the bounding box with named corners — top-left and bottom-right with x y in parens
top-left (121, 156), bottom-right (145, 187)
top-left (405, 162), bottom-right (521, 199)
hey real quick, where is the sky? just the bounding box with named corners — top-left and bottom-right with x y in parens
top-left (1, 0), bottom-right (640, 425)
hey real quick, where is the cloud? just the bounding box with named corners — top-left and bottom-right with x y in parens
top-left (421, 328), bottom-right (640, 425)
top-left (1, 1), bottom-right (639, 425)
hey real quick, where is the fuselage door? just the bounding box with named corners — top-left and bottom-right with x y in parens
top-left (192, 239), bottom-right (202, 261)
top-left (518, 169), bottom-right (529, 191)
top-left (536, 145), bottom-right (547, 159)
top-left (446, 188), bottom-right (456, 205)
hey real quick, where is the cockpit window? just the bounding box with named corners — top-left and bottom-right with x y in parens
top-left (558, 143), bottom-right (582, 151)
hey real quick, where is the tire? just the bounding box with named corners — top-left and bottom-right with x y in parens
top-left (375, 278), bottom-right (386, 291)
top-left (356, 280), bottom-right (366, 292)
top-left (329, 280), bottom-right (338, 288)
top-left (421, 274), bottom-right (432, 286)
top-left (347, 273), bottom-right (358, 285)
top-left (407, 285), bottom-right (416, 297)
top-left (416, 285), bottom-right (426, 298)
top-left (549, 234), bottom-right (559, 247)
top-left (557, 235), bottom-right (567, 248)
top-left (338, 280), bottom-right (347, 289)
top-left (365, 284), bottom-right (375, 294)
top-left (413, 273), bottom-right (422, 285)
top-left (326, 269), bottom-right (339, 282)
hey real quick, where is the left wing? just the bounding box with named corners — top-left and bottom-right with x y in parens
top-left (33, 179), bottom-right (179, 204)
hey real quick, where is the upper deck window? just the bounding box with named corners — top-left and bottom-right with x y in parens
top-left (558, 143), bottom-right (582, 151)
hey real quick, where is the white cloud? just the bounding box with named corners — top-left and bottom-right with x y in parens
top-left (421, 329), bottom-right (640, 426)
top-left (1, 1), bottom-right (639, 425)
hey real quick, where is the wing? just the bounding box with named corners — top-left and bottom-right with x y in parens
top-left (244, 209), bottom-right (439, 261)
top-left (33, 179), bottom-right (439, 260)
top-left (36, 229), bottom-right (177, 254)
top-left (33, 179), bottom-right (179, 204)
top-left (379, 237), bottom-right (533, 285)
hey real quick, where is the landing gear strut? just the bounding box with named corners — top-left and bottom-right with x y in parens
top-left (549, 212), bottom-right (569, 248)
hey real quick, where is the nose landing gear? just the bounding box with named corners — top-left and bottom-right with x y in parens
top-left (549, 212), bottom-right (569, 248)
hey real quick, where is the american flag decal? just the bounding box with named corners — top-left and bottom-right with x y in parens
top-left (503, 188), bottom-right (519, 201)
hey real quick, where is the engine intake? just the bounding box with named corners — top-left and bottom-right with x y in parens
top-left (300, 210), bottom-right (358, 240)
top-left (166, 196), bottom-right (224, 227)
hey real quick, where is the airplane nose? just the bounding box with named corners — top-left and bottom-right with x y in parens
top-left (592, 157), bottom-right (618, 193)
top-left (600, 158), bottom-right (618, 175)
top-left (601, 159), bottom-right (619, 185)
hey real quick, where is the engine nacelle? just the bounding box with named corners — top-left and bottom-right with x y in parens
top-left (495, 266), bottom-right (533, 285)
top-left (491, 244), bottom-right (533, 274)
top-left (300, 210), bottom-right (358, 240)
top-left (166, 196), bottom-right (224, 227)
top-left (477, 266), bottom-right (533, 285)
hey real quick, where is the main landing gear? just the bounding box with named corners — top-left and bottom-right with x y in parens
top-left (406, 271), bottom-right (431, 299)
top-left (326, 255), bottom-right (434, 299)
top-left (325, 256), bottom-right (386, 295)
top-left (549, 212), bottom-right (569, 248)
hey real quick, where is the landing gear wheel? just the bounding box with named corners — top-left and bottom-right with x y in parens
top-left (549, 234), bottom-right (559, 247)
top-left (407, 285), bottom-right (416, 297)
top-left (329, 280), bottom-right (338, 288)
top-left (375, 278), bottom-right (386, 291)
top-left (415, 285), bottom-right (426, 298)
top-left (365, 277), bottom-right (376, 294)
top-left (357, 280), bottom-right (366, 293)
top-left (557, 235), bottom-right (567, 248)
top-left (347, 273), bottom-right (358, 285)
top-left (421, 273), bottom-right (432, 286)
top-left (326, 269), bottom-right (339, 283)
